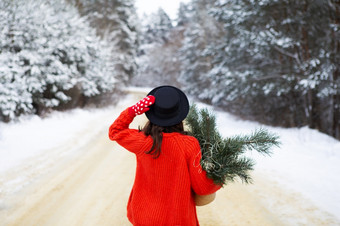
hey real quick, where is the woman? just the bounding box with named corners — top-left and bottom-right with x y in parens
top-left (108, 85), bottom-right (220, 226)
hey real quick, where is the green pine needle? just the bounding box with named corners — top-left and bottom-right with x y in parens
top-left (186, 104), bottom-right (280, 186)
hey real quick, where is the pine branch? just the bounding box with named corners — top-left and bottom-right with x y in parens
top-left (227, 128), bottom-right (281, 155)
top-left (186, 104), bottom-right (280, 186)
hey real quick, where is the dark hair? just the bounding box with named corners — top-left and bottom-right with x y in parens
top-left (140, 121), bottom-right (188, 158)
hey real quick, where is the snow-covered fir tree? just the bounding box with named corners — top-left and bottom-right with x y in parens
top-left (176, 2), bottom-right (192, 26)
top-left (0, 0), bottom-right (117, 121)
top-left (209, 0), bottom-right (340, 138)
top-left (71, 0), bottom-right (139, 84)
top-left (131, 8), bottom-right (182, 87)
top-left (141, 8), bottom-right (173, 45)
top-left (178, 0), bottom-right (224, 102)
top-left (177, 0), bottom-right (340, 140)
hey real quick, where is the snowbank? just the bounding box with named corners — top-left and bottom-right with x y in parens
top-left (211, 103), bottom-right (340, 220)
top-left (0, 108), bottom-right (108, 174)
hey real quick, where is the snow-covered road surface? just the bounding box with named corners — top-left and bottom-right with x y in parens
top-left (0, 89), bottom-right (339, 225)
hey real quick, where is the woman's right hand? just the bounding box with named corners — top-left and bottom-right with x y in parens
top-left (128, 95), bottom-right (155, 117)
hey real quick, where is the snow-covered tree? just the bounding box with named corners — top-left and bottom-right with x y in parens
top-left (141, 8), bottom-right (173, 45)
top-left (72, 0), bottom-right (139, 84)
top-left (178, 0), bottom-right (224, 102)
top-left (0, 0), bottom-right (117, 121)
top-left (208, 0), bottom-right (340, 137)
top-left (178, 0), bottom-right (340, 139)
top-left (176, 2), bottom-right (192, 26)
top-left (131, 8), bottom-right (181, 87)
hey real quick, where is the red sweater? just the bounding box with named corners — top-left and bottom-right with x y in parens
top-left (108, 108), bottom-right (221, 226)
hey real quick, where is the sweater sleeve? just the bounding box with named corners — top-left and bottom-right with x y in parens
top-left (188, 138), bottom-right (221, 195)
top-left (108, 108), bottom-right (151, 155)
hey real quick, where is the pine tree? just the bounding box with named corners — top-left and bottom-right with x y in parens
top-left (178, 0), bottom-right (220, 100)
top-left (131, 9), bottom-right (181, 87)
top-left (72, 0), bottom-right (139, 84)
top-left (210, 0), bottom-right (340, 139)
top-left (141, 8), bottom-right (173, 45)
top-left (176, 2), bottom-right (192, 26)
top-left (0, 0), bottom-right (116, 120)
top-left (178, 0), bottom-right (340, 140)
top-left (186, 105), bottom-right (280, 186)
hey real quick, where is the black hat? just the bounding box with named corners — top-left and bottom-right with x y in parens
top-left (145, 86), bottom-right (189, 127)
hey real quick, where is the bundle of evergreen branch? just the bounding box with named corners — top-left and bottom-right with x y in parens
top-left (186, 104), bottom-right (280, 186)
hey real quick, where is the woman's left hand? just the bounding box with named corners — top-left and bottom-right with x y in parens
top-left (194, 193), bottom-right (216, 206)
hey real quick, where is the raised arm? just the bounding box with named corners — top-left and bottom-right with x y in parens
top-left (109, 95), bottom-right (155, 140)
top-left (108, 96), bottom-right (155, 154)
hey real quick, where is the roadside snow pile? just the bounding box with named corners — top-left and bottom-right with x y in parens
top-left (212, 103), bottom-right (340, 220)
top-left (0, 108), bottom-right (108, 173)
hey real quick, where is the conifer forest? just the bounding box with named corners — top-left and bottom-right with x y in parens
top-left (1, 0), bottom-right (340, 141)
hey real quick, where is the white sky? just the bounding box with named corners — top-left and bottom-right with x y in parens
top-left (135, 0), bottom-right (190, 20)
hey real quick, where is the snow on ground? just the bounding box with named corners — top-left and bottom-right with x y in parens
top-left (0, 92), bottom-right (137, 175)
top-left (0, 89), bottom-right (340, 221)
top-left (209, 103), bottom-right (340, 220)
top-left (0, 94), bottom-right (136, 207)
top-left (0, 108), bottom-right (109, 174)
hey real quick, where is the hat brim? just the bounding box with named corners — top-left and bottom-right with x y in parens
top-left (145, 86), bottom-right (189, 127)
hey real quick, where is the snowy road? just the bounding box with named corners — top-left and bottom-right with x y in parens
top-left (0, 90), bottom-right (339, 226)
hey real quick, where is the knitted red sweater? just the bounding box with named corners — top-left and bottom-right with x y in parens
top-left (108, 108), bottom-right (221, 226)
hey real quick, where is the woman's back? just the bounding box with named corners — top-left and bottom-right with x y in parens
top-left (128, 132), bottom-right (202, 225)
top-left (108, 86), bottom-right (221, 226)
